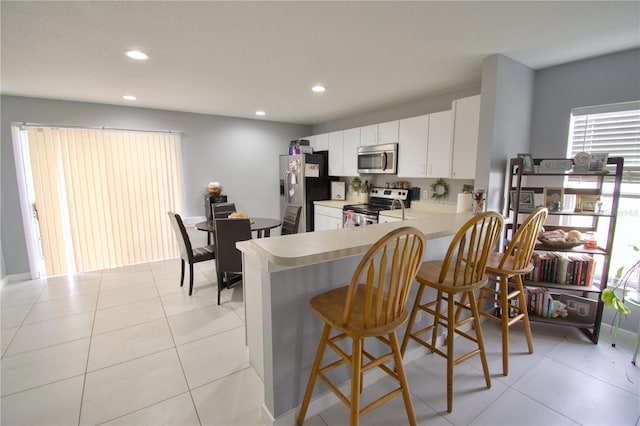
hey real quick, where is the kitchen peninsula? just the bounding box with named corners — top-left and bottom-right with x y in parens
top-left (237, 209), bottom-right (474, 425)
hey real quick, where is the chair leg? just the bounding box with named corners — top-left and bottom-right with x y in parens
top-left (297, 324), bottom-right (332, 426)
top-left (469, 291), bottom-right (491, 390)
top-left (499, 276), bottom-right (510, 376)
top-left (515, 275), bottom-right (534, 354)
top-left (189, 263), bottom-right (194, 296)
top-left (390, 331), bottom-right (417, 426)
top-left (446, 292), bottom-right (455, 413)
top-left (180, 260), bottom-right (185, 287)
top-left (432, 290), bottom-right (444, 349)
top-left (401, 284), bottom-right (425, 356)
top-left (217, 271), bottom-right (224, 305)
top-left (351, 337), bottom-right (363, 426)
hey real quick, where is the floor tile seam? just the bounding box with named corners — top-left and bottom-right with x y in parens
top-left (78, 277), bottom-right (102, 426)
top-left (85, 342), bottom-right (180, 374)
top-left (457, 380), bottom-right (512, 426)
top-left (21, 309), bottom-right (96, 327)
top-left (94, 294), bottom-right (161, 312)
top-left (507, 385), bottom-right (580, 424)
top-left (91, 314), bottom-right (171, 337)
top-left (186, 365), bottom-right (253, 394)
top-left (170, 333), bottom-right (205, 426)
top-left (91, 391), bottom-right (201, 426)
top-left (173, 324), bottom-right (246, 350)
top-left (542, 348), bottom-right (640, 395)
top-left (0, 292), bottom-right (44, 357)
top-left (34, 290), bottom-right (101, 304)
top-left (0, 372), bottom-right (87, 400)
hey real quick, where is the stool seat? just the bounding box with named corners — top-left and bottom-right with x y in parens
top-left (485, 252), bottom-right (533, 276)
top-left (417, 261), bottom-right (490, 293)
top-left (311, 285), bottom-right (409, 338)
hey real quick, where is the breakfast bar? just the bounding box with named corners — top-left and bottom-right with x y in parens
top-left (237, 210), bottom-right (474, 425)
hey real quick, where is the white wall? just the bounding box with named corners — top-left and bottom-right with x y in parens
top-left (0, 96), bottom-right (310, 276)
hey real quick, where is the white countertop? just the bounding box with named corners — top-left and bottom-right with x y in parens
top-left (238, 210), bottom-right (474, 268)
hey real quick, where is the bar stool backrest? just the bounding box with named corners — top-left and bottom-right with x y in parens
top-left (439, 212), bottom-right (504, 286)
top-left (341, 227), bottom-right (426, 331)
top-left (500, 207), bottom-right (548, 270)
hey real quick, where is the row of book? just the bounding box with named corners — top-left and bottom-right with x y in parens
top-left (520, 288), bottom-right (597, 322)
top-left (526, 251), bottom-right (595, 286)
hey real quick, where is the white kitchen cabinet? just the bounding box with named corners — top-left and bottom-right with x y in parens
top-left (451, 95), bottom-right (480, 179)
top-left (397, 114), bottom-right (428, 178)
top-left (328, 131), bottom-right (344, 176)
top-left (427, 109), bottom-right (453, 178)
top-left (314, 205), bottom-right (343, 231)
top-left (311, 133), bottom-right (329, 152)
top-left (397, 110), bottom-right (452, 178)
top-left (342, 127), bottom-right (361, 176)
top-left (360, 120), bottom-right (399, 145)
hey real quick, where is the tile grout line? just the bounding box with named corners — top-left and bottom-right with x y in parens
top-left (77, 269), bottom-right (103, 426)
top-left (156, 265), bottom-right (204, 426)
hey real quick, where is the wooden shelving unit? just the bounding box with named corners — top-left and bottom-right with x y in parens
top-left (506, 156), bottom-right (623, 343)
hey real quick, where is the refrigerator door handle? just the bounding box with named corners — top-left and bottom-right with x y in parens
top-left (284, 170), bottom-right (292, 203)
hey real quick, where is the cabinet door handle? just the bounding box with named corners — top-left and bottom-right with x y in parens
top-left (421, 164), bottom-right (426, 175)
top-left (427, 164), bottom-right (432, 175)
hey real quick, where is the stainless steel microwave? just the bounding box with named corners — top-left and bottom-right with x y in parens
top-left (357, 143), bottom-right (398, 174)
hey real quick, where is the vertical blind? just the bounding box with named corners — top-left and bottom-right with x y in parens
top-left (27, 127), bottom-right (183, 275)
top-left (568, 102), bottom-right (640, 185)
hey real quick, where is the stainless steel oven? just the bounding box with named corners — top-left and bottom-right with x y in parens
top-left (342, 187), bottom-right (410, 227)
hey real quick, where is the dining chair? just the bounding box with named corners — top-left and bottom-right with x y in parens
top-left (297, 227), bottom-right (426, 426)
top-left (281, 205), bottom-right (302, 235)
top-left (476, 206), bottom-right (548, 376)
top-left (212, 202), bottom-right (237, 219)
top-left (400, 211), bottom-right (503, 413)
top-left (167, 212), bottom-right (216, 296)
top-left (206, 202), bottom-right (237, 243)
top-left (213, 218), bottom-right (252, 305)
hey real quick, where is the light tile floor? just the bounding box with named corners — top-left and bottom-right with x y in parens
top-left (1, 259), bottom-right (639, 426)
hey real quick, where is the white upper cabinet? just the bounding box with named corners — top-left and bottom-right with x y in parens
top-left (328, 131), bottom-right (344, 176)
top-left (451, 95), bottom-right (480, 179)
top-left (427, 109), bottom-right (453, 178)
top-left (360, 120), bottom-right (399, 145)
top-left (342, 127), bottom-right (361, 176)
top-left (397, 114), bottom-right (428, 178)
top-left (311, 133), bottom-right (329, 152)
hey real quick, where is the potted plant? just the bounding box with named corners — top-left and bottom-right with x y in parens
top-left (601, 245), bottom-right (640, 316)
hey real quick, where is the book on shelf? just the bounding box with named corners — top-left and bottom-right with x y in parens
top-left (524, 289), bottom-right (597, 321)
top-left (528, 251), bottom-right (595, 286)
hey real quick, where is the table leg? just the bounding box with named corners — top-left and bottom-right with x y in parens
top-left (263, 230), bottom-right (270, 238)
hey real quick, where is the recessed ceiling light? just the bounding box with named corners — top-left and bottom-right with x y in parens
top-left (312, 85), bottom-right (326, 93)
top-left (255, 110), bottom-right (266, 116)
top-left (123, 95), bottom-right (137, 101)
top-left (125, 50), bottom-right (149, 60)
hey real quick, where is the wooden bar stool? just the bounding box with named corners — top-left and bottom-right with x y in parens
top-left (476, 206), bottom-right (548, 376)
top-left (400, 212), bottom-right (503, 413)
top-left (297, 227), bottom-right (426, 426)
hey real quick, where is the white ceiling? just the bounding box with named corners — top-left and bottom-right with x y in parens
top-left (2, 1), bottom-right (639, 125)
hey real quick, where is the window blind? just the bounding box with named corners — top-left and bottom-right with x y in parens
top-left (27, 127), bottom-right (183, 275)
top-left (568, 103), bottom-right (640, 184)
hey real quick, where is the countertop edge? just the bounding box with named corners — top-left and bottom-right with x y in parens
top-left (238, 212), bottom-right (473, 268)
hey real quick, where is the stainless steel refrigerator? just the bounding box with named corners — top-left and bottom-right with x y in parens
top-left (279, 152), bottom-right (330, 233)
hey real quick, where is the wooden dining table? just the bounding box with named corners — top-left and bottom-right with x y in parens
top-left (195, 217), bottom-right (282, 241)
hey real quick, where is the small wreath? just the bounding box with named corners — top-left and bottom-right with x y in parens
top-left (430, 178), bottom-right (449, 200)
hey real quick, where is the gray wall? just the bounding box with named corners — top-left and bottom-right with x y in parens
top-left (477, 54), bottom-right (535, 213)
top-left (531, 48), bottom-right (640, 158)
top-left (1, 96), bottom-right (310, 276)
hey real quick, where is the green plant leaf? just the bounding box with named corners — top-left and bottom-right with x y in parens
top-left (601, 288), bottom-right (615, 306)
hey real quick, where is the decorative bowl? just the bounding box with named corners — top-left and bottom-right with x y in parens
top-left (537, 238), bottom-right (584, 249)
